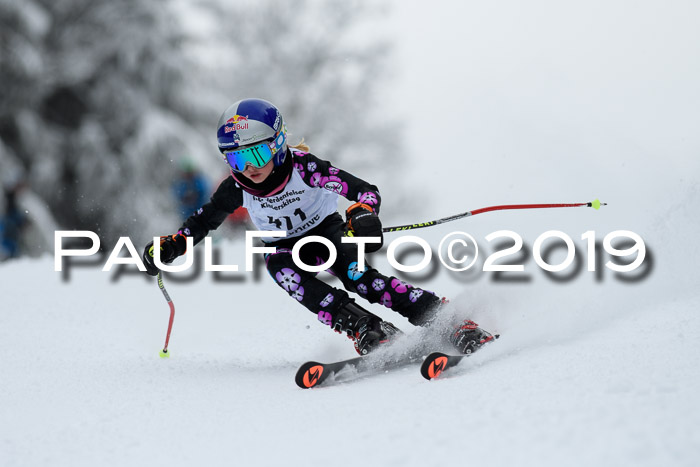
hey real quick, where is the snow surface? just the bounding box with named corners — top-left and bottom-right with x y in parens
top-left (2, 190), bottom-right (699, 467)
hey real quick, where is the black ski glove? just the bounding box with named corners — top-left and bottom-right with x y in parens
top-left (142, 234), bottom-right (188, 276)
top-left (345, 202), bottom-right (383, 253)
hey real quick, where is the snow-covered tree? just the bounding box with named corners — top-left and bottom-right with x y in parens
top-left (0, 0), bottom-right (398, 256)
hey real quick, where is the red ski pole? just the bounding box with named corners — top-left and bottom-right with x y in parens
top-left (383, 199), bottom-right (606, 232)
top-left (157, 271), bottom-right (175, 358)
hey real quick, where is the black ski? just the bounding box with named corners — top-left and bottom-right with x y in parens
top-left (295, 352), bottom-right (423, 389)
top-left (297, 331), bottom-right (500, 387)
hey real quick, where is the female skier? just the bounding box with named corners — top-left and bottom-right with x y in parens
top-left (142, 98), bottom-right (494, 356)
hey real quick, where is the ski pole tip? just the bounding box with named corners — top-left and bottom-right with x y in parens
top-left (159, 349), bottom-right (170, 358)
top-left (589, 199), bottom-right (607, 210)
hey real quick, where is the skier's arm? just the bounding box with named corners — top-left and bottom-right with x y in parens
top-left (293, 151), bottom-right (382, 213)
top-left (179, 176), bottom-right (243, 245)
top-left (293, 151), bottom-right (384, 251)
top-left (142, 177), bottom-right (243, 276)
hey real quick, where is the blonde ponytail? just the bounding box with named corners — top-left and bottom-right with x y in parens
top-left (289, 138), bottom-right (310, 152)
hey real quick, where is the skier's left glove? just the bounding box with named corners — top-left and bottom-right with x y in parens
top-left (345, 202), bottom-right (383, 253)
top-left (142, 234), bottom-right (188, 276)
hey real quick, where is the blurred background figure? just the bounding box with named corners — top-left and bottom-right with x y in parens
top-left (172, 158), bottom-right (209, 220)
top-left (0, 170), bottom-right (57, 261)
top-left (0, 182), bottom-right (27, 260)
top-left (172, 158), bottom-right (253, 233)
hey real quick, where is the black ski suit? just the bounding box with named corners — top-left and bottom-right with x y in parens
top-left (178, 149), bottom-right (440, 328)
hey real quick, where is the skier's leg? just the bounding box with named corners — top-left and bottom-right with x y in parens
top-left (318, 216), bottom-right (495, 354)
top-left (265, 247), bottom-right (400, 354)
top-left (330, 237), bottom-right (444, 326)
top-left (339, 251), bottom-right (495, 354)
top-left (347, 262), bottom-right (495, 355)
top-left (265, 247), bottom-right (348, 320)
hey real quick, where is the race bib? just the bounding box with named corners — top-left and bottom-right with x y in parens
top-left (242, 169), bottom-right (339, 242)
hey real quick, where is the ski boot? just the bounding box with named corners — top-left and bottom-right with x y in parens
top-left (449, 320), bottom-right (497, 355)
top-left (331, 301), bottom-right (402, 355)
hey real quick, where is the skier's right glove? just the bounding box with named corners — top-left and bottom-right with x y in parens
top-left (142, 234), bottom-right (188, 276)
top-left (345, 202), bottom-right (383, 253)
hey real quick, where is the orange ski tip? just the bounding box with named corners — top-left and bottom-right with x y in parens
top-left (302, 365), bottom-right (324, 388)
top-left (428, 356), bottom-right (448, 379)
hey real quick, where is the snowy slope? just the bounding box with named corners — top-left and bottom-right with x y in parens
top-left (3, 140), bottom-right (700, 467)
top-left (2, 194), bottom-right (699, 467)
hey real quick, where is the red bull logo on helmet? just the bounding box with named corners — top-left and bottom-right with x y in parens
top-left (224, 115), bottom-right (249, 133)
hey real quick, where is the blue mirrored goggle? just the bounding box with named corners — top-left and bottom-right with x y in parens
top-left (223, 128), bottom-right (286, 173)
top-left (224, 142), bottom-right (274, 172)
